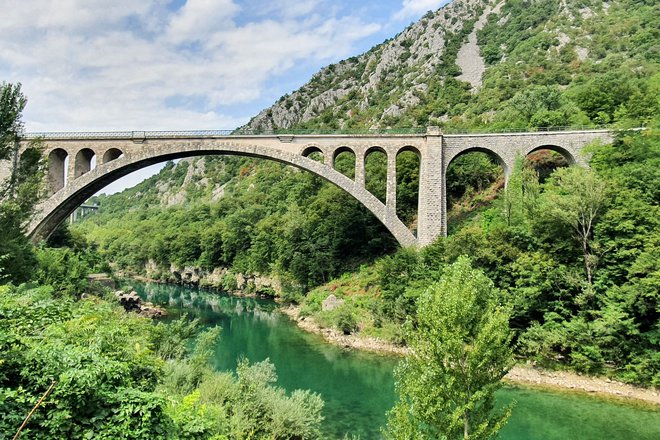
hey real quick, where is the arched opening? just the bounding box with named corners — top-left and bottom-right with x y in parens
top-left (103, 148), bottom-right (123, 164)
top-left (301, 146), bottom-right (324, 163)
top-left (74, 148), bottom-right (96, 178)
top-left (333, 147), bottom-right (355, 179)
top-left (396, 148), bottom-right (420, 234)
top-left (48, 148), bottom-right (68, 194)
top-left (364, 147), bottom-right (387, 204)
top-left (526, 145), bottom-right (573, 183)
top-left (446, 149), bottom-right (505, 227)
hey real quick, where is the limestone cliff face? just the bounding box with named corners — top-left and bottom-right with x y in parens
top-left (245, 0), bottom-right (489, 131)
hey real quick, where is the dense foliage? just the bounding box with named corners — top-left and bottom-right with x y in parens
top-left (0, 82), bottom-right (46, 283)
top-left (1, 220), bottom-right (326, 439)
top-left (76, 156), bottom-right (403, 293)
top-left (0, 281), bottom-right (324, 439)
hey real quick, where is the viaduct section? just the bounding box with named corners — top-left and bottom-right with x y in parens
top-left (21, 127), bottom-right (612, 248)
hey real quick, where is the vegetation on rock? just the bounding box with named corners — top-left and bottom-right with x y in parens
top-left (246, 0), bottom-right (658, 132)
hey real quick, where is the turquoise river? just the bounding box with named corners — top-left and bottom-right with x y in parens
top-left (134, 282), bottom-right (659, 440)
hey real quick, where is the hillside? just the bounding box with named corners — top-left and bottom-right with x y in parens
top-left (74, 0), bottom-right (658, 298)
top-left (246, 0), bottom-right (658, 131)
top-left (76, 155), bottom-right (399, 293)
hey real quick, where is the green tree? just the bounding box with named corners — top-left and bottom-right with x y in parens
top-left (571, 72), bottom-right (633, 124)
top-left (501, 155), bottom-right (543, 228)
top-left (502, 156), bottom-right (524, 227)
top-left (541, 166), bottom-right (608, 284)
top-left (0, 82), bottom-right (46, 283)
top-left (385, 256), bottom-right (513, 440)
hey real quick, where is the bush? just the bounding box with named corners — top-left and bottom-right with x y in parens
top-left (220, 273), bottom-right (238, 291)
top-left (334, 305), bottom-right (358, 335)
top-left (0, 284), bottom-right (170, 439)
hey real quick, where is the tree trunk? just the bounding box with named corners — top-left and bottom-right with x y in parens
top-left (8, 139), bottom-right (20, 198)
top-left (464, 411), bottom-right (469, 439)
top-left (582, 236), bottom-right (592, 284)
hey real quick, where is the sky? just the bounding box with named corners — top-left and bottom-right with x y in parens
top-left (1, 0), bottom-right (450, 194)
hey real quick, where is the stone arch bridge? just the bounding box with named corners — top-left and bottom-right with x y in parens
top-left (22, 127), bottom-right (611, 248)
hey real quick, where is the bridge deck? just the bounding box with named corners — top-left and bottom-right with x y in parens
top-left (16, 126), bottom-right (615, 247)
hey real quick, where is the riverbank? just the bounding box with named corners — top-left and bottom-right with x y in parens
top-left (281, 305), bottom-right (660, 406)
top-left (123, 273), bottom-right (278, 299)
top-left (123, 278), bottom-right (660, 406)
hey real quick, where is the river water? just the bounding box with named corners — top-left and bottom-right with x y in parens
top-left (134, 282), bottom-right (659, 440)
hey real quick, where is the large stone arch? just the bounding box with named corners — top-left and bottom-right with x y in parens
top-left (525, 144), bottom-right (577, 165)
top-left (442, 146), bottom-right (508, 223)
top-left (28, 142), bottom-right (417, 247)
top-left (444, 146), bottom-right (509, 176)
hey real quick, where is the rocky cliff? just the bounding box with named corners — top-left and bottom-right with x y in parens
top-left (246, 0), bottom-right (488, 130)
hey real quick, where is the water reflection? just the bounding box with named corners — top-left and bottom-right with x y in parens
top-left (131, 282), bottom-right (398, 439)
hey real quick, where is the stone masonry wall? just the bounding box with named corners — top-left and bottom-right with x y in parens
top-left (26, 129), bottom-right (613, 248)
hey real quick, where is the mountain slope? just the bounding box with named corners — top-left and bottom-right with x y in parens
top-left (246, 0), bottom-right (658, 131)
top-left (246, 0), bottom-right (486, 130)
top-left (75, 0), bottom-right (659, 295)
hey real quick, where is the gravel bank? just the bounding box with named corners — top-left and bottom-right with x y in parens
top-left (281, 305), bottom-right (660, 406)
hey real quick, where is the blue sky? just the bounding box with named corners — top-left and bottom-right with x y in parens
top-left (1, 0), bottom-right (450, 193)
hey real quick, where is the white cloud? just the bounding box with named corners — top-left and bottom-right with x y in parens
top-left (0, 0), bottom-right (384, 132)
top-left (0, 0), bottom-right (159, 35)
top-left (394, 0), bottom-right (449, 21)
top-left (166, 0), bottom-right (240, 44)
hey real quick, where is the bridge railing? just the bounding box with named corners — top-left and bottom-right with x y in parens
top-left (24, 125), bottom-right (616, 140)
top-left (441, 125), bottom-right (613, 134)
top-left (24, 127), bottom-right (427, 139)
